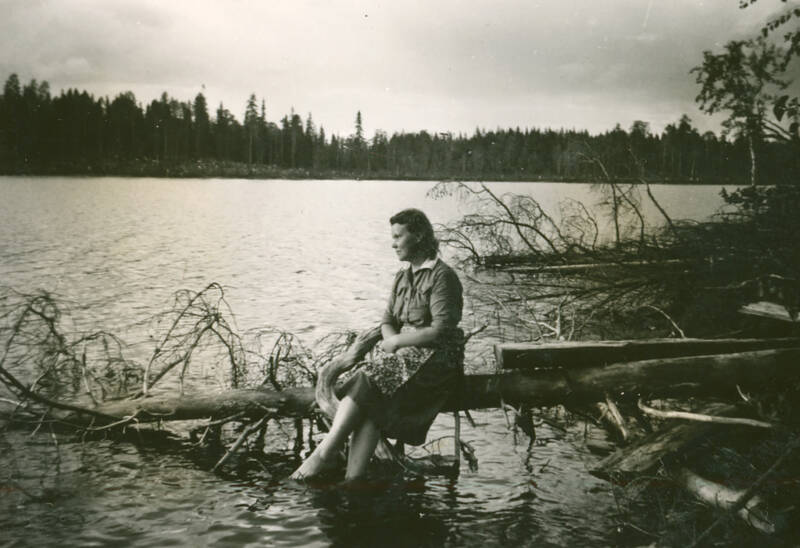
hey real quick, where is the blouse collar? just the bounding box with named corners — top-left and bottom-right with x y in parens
top-left (410, 257), bottom-right (438, 273)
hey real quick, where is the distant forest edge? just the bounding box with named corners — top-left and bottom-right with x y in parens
top-left (1, 73), bottom-right (798, 183)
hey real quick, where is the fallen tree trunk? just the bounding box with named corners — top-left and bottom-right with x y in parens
top-left (495, 337), bottom-right (800, 370)
top-left (58, 347), bottom-right (800, 426)
top-left (62, 372), bottom-right (568, 425)
top-left (493, 258), bottom-right (688, 276)
top-left (565, 347), bottom-right (800, 402)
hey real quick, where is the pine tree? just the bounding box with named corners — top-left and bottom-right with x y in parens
top-left (244, 93), bottom-right (259, 165)
top-left (193, 92), bottom-right (210, 158)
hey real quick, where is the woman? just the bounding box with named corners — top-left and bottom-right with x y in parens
top-left (291, 208), bottom-right (464, 480)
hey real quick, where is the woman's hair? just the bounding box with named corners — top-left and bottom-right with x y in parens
top-left (390, 208), bottom-right (439, 260)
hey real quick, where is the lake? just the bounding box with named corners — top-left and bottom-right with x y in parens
top-left (0, 176), bottom-right (729, 547)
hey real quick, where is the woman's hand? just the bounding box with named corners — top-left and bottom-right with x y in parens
top-left (381, 335), bottom-right (400, 354)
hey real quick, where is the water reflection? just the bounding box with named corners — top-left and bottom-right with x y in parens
top-left (303, 476), bottom-right (452, 547)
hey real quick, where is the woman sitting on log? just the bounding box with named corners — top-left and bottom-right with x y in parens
top-left (291, 208), bottom-right (464, 480)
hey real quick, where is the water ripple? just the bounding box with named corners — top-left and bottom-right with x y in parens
top-left (0, 176), bottom-right (729, 547)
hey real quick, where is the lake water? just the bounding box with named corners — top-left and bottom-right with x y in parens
top-left (0, 176), bottom-right (729, 547)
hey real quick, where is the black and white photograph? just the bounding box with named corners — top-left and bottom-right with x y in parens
top-left (1, 1), bottom-right (800, 546)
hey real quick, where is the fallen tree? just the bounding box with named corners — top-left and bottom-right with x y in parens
top-left (495, 337), bottom-right (800, 370)
top-left (28, 346), bottom-right (796, 428)
top-left (3, 285), bottom-right (800, 543)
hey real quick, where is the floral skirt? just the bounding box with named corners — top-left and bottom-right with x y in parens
top-left (340, 334), bottom-right (464, 446)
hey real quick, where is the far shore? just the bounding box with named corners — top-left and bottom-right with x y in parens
top-left (0, 160), bottom-right (747, 185)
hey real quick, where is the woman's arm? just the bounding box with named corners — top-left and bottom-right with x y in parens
top-left (381, 322), bottom-right (398, 340)
top-left (381, 325), bottom-right (442, 353)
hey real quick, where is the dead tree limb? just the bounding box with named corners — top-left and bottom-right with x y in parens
top-left (212, 413), bottom-right (272, 472)
top-left (688, 438), bottom-right (799, 546)
top-left (676, 468), bottom-right (777, 535)
top-left (638, 399), bottom-right (774, 429)
top-left (597, 396), bottom-right (629, 443)
top-left (592, 403), bottom-right (737, 478)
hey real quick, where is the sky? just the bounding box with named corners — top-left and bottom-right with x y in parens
top-left (0, 0), bottom-right (796, 138)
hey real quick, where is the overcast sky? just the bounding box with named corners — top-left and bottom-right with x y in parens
top-left (0, 0), bottom-right (794, 137)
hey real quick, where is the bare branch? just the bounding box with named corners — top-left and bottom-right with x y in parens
top-left (638, 400), bottom-right (774, 428)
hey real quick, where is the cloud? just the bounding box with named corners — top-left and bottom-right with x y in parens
top-left (0, 0), bottom-right (792, 135)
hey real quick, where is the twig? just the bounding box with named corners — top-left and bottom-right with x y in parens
top-left (638, 400), bottom-right (773, 429)
top-left (463, 324), bottom-right (488, 342)
top-left (643, 180), bottom-right (681, 243)
top-left (736, 384), bottom-right (753, 404)
top-left (86, 411), bottom-right (141, 431)
top-left (642, 304), bottom-right (686, 339)
top-left (207, 411), bottom-right (247, 427)
top-left (212, 414), bottom-right (271, 472)
top-left (80, 349), bottom-right (99, 406)
top-left (29, 407), bottom-right (50, 438)
top-left (142, 285), bottom-right (210, 395)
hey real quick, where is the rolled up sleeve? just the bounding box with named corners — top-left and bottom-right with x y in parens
top-left (381, 272), bottom-right (401, 329)
top-left (429, 268), bottom-right (463, 329)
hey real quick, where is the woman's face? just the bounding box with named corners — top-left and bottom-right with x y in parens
top-left (391, 223), bottom-right (419, 262)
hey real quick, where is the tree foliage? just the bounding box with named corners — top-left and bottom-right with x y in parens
top-left (692, 37), bottom-right (790, 184)
top-left (2, 73), bottom-right (799, 183)
top-left (691, 0), bottom-right (800, 186)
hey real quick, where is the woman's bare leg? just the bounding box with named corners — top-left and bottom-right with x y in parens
top-left (290, 395), bottom-right (364, 479)
top-left (345, 419), bottom-right (381, 480)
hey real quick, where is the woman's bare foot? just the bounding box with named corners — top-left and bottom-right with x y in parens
top-left (290, 450), bottom-right (329, 480)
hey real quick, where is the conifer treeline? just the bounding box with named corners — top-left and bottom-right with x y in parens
top-left (1, 74), bottom-right (798, 183)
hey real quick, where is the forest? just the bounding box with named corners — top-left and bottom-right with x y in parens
top-left (1, 72), bottom-right (799, 184)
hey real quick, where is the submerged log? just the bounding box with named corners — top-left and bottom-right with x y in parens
top-left (495, 337), bottom-right (800, 370)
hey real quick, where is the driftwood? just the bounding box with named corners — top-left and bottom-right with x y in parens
top-left (592, 403), bottom-right (737, 478)
top-left (596, 397), bottom-right (629, 443)
top-left (637, 399), bottom-right (774, 429)
top-left (676, 468), bottom-right (777, 535)
top-left (495, 337), bottom-right (800, 370)
top-left (688, 438), bottom-right (799, 547)
top-left (592, 401), bottom-right (786, 535)
top-left (740, 301), bottom-right (800, 323)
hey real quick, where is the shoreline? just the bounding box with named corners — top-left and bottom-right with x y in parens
top-left (0, 160), bottom-right (748, 185)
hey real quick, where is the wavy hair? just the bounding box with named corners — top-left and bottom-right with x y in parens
top-left (390, 208), bottom-right (439, 260)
